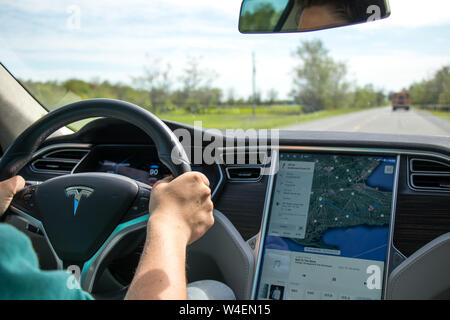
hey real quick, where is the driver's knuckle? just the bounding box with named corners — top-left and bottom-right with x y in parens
top-left (202, 186), bottom-right (211, 196)
top-left (208, 215), bottom-right (215, 227)
top-left (192, 172), bottom-right (203, 183)
top-left (206, 200), bottom-right (214, 212)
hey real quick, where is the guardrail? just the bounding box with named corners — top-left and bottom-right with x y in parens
top-left (414, 105), bottom-right (450, 112)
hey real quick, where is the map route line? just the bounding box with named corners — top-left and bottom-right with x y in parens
top-left (319, 200), bottom-right (384, 216)
top-left (352, 243), bottom-right (387, 259)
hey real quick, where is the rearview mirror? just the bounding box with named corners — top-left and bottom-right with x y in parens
top-left (239, 0), bottom-right (391, 33)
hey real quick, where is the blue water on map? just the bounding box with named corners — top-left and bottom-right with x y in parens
top-left (322, 226), bottom-right (389, 260)
top-left (265, 225), bottom-right (389, 262)
top-left (365, 160), bottom-right (396, 192)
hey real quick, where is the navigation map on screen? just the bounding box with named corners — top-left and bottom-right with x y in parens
top-left (255, 152), bottom-right (397, 300)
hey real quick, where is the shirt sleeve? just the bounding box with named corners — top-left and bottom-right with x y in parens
top-left (0, 223), bottom-right (94, 300)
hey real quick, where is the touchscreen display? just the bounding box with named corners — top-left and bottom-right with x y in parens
top-left (254, 152), bottom-right (397, 300)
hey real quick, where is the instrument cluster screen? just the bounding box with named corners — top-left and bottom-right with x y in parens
top-left (96, 152), bottom-right (172, 186)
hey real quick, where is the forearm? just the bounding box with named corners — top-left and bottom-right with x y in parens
top-left (125, 215), bottom-right (189, 300)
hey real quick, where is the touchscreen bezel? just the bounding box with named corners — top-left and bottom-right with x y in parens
top-left (251, 148), bottom-right (400, 300)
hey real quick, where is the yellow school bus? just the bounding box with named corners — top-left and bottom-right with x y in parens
top-left (392, 91), bottom-right (411, 111)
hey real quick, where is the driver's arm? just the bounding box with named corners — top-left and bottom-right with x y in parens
top-left (125, 172), bottom-right (214, 300)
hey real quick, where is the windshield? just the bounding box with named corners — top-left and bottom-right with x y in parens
top-left (1, 0), bottom-right (449, 136)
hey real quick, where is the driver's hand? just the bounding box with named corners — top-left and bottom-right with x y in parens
top-left (0, 176), bottom-right (25, 216)
top-left (148, 172), bottom-right (214, 245)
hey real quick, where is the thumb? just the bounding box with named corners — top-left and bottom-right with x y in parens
top-left (151, 175), bottom-right (174, 189)
top-left (0, 176), bottom-right (26, 215)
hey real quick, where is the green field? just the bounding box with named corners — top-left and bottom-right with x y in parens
top-left (413, 107), bottom-right (450, 121)
top-left (69, 105), bottom-right (376, 131)
top-left (428, 110), bottom-right (450, 121)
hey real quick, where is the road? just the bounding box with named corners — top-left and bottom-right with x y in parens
top-left (284, 107), bottom-right (450, 137)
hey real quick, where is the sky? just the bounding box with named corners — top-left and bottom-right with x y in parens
top-left (1, 0), bottom-right (450, 101)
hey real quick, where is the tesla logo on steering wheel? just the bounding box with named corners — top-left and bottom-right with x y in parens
top-left (65, 186), bottom-right (94, 216)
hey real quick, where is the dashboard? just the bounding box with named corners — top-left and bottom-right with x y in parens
top-left (14, 118), bottom-right (450, 300)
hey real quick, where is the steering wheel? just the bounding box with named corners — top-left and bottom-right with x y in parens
top-left (0, 99), bottom-right (191, 293)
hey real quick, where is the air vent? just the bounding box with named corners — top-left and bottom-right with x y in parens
top-left (221, 151), bottom-right (269, 166)
top-left (32, 160), bottom-right (79, 172)
top-left (411, 174), bottom-right (450, 191)
top-left (410, 158), bottom-right (450, 173)
top-left (31, 148), bottom-right (89, 174)
top-left (43, 149), bottom-right (89, 161)
top-left (409, 157), bottom-right (450, 192)
top-left (226, 166), bottom-right (262, 182)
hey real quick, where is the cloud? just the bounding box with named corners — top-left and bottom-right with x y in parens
top-left (389, 0), bottom-right (450, 28)
top-left (351, 0), bottom-right (450, 31)
top-left (345, 52), bottom-right (450, 91)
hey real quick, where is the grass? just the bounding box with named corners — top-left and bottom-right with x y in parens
top-left (158, 106), bottom-right (373, 130)
top-left (68, 105), bottom-right (378, 131)
top-left (428, 110), bottom-right (450, 121)
top-left (413, 106), bottom-right (450, 121)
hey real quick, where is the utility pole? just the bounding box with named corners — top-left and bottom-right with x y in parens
top-left (252, 51), bottom-right (256, 118)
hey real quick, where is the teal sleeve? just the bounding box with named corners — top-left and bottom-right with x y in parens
top-left (0, 223), bottom-right (94, 300)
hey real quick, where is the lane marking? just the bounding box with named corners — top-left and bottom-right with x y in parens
top-left (352, 114), bottom-right (380, 132)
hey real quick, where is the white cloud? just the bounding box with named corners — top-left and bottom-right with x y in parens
top-left (350, 0), bottom-right (450, 31)
top-left (346, 52), bottom-right (450, 91)
top-left (389, 0), bottom-right (450, 28)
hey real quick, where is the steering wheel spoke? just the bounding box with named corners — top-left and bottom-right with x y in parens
top-left (80, 212), bottom-right (149, 292)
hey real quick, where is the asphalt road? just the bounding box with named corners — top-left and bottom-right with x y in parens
top-left (284, 107), bottom-right (450, 137)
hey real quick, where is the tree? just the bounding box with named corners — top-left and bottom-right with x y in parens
top-left (267, 88), bottom-right (278, 105)
top-left (248, 90), bottom-right (261, 106)
top-left (291, 39), bottom-right (351, 113)
top-left (409, 65), bottom-right (450, 105)
top-left (180, 56), bottom-right (219, 112)
top-left (226, 88), bottom-right (237, 106)
top-left (351, 85), bottom-right (385, 109)
top-left (239, 3), bottom-right (279, 33)
top-left (133, 57), bottom-right (173, 113)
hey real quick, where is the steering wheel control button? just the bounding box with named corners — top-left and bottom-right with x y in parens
top-left (138, 197), bottom-right (149, 212)
top-left (137, 188), bottom-right (150, 212)
top-left (11, 186), bottom-right (40, 219)
top-left (23, 193), bottom-right (32, 201)
top-left (121, 187), bottom-right (151, 223)
top-left (26, 224), bottom-right (43, 235)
